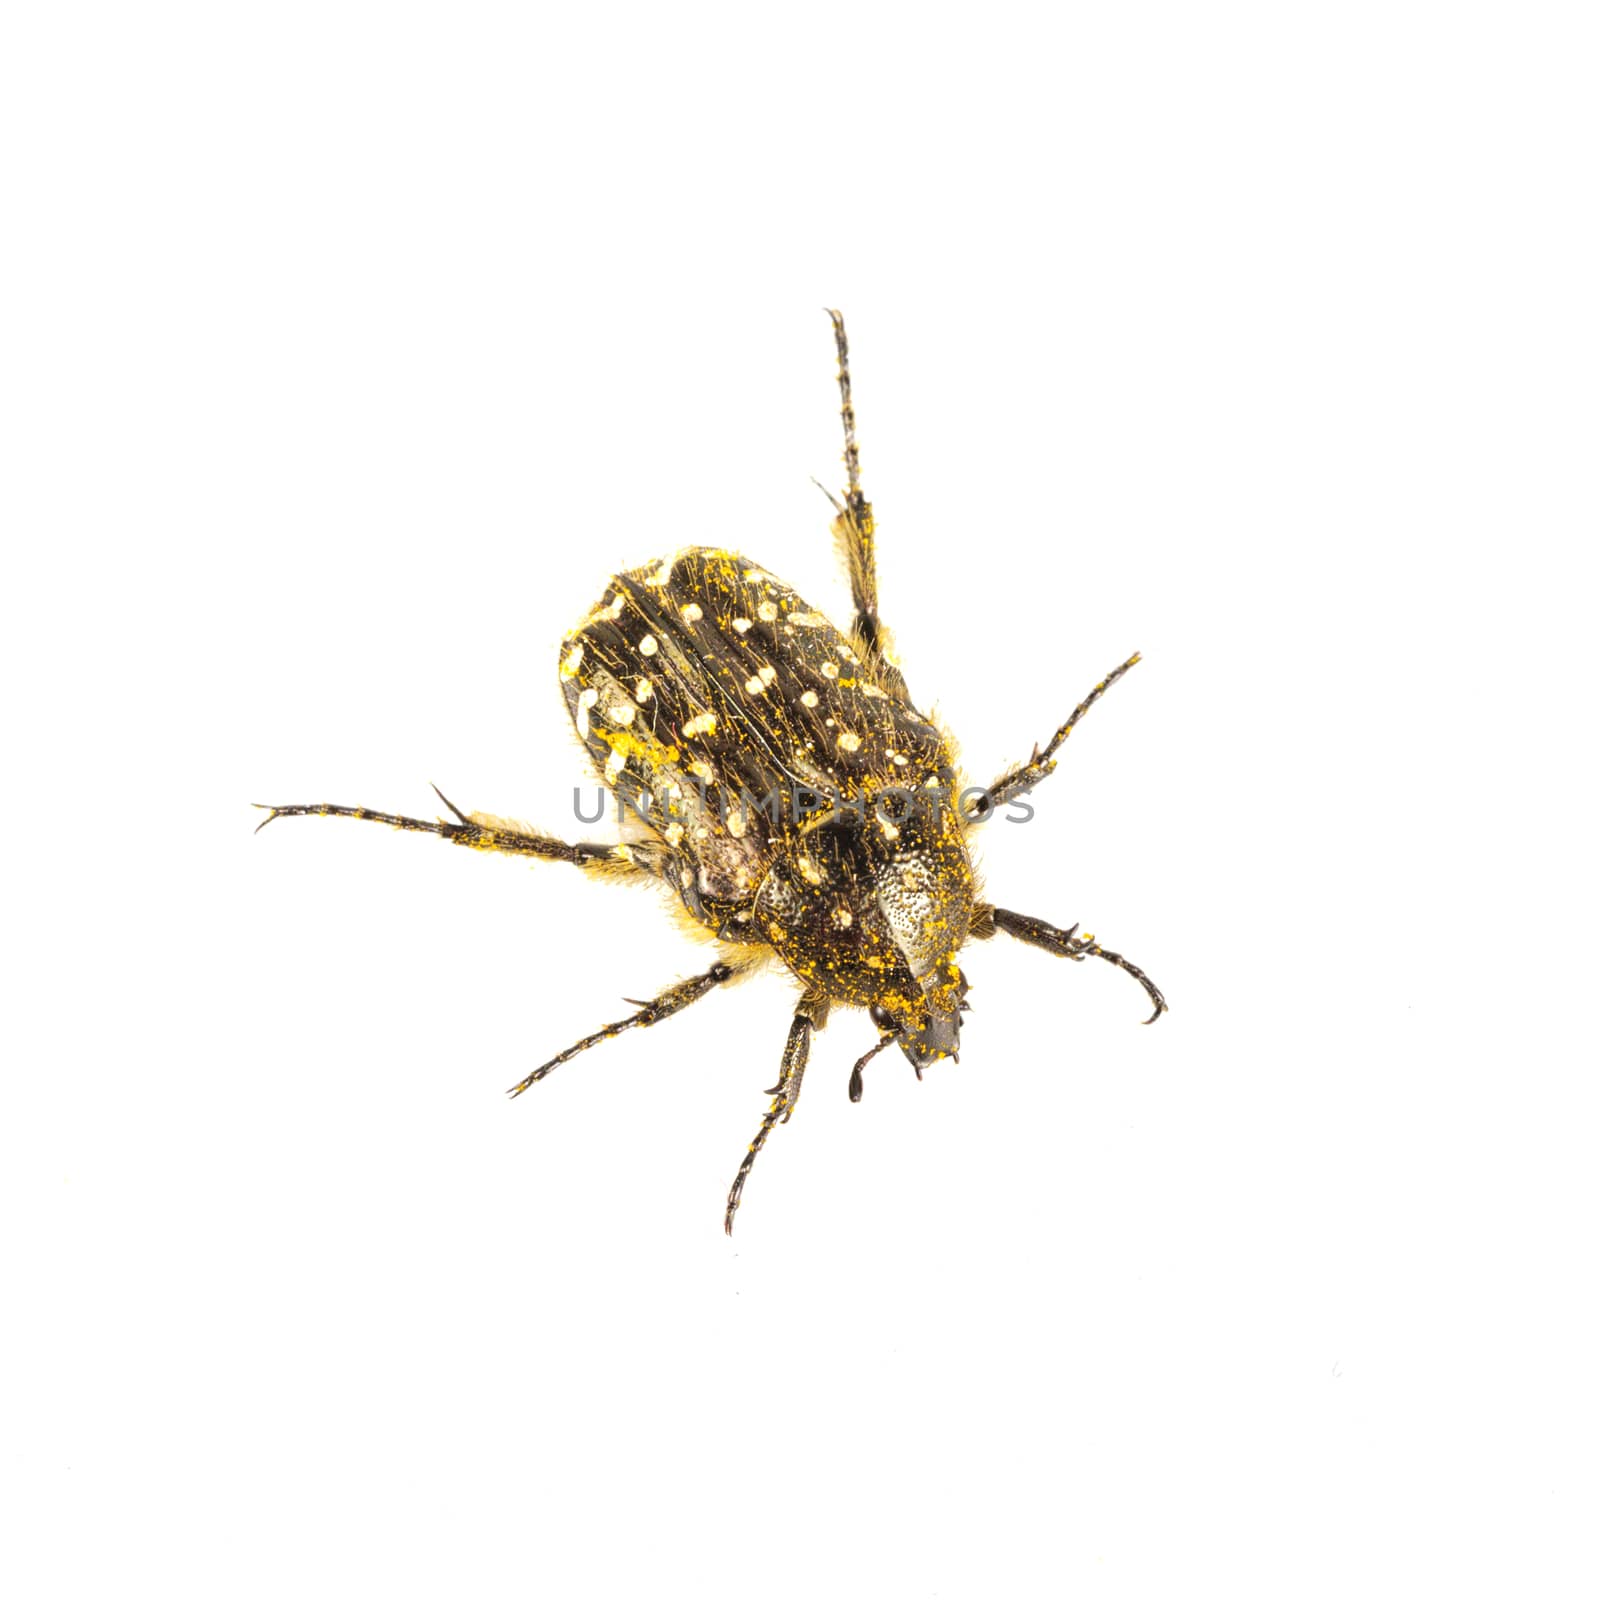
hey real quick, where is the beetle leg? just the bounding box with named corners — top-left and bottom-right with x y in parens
top-left (253, 783), bottom-right (658, 879)
top-left (975, 652), bottom-right (1143, 817)
top-left (507, 960), bottom-right (738, 1097)
top-left (822, 309), bottom-right (907, 699)
top-left (724, 995), bottom-right (827, 1234)
top-left (978, 903), bottom-right (1168, 1024)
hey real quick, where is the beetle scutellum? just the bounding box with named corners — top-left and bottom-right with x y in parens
top-left (257, 313), bottom-right (1167, 1231)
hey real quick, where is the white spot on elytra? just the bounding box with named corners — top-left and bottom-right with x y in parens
top-left (732, 617), bottom-right (752, 634)
top-left (745, 675), bottom-right (766, 694)
top-left (665, 822), bottom-right (685, 847)
top-left (682, 711), bottom-right (718, 736)
top-left (789, 611), bottom-right (827, 628)
top-left (681, 602), bottom-right (703, 623)
top-left (832, 905), bottom-right (853, 929)
top-left (639, 634), bottom-right (658, 656)
top-left (576, 686), bottom-right (599, 737)
top-left (798, 856), bottom-right (822, 886)
top-left (561, 644), bottom-right (584, 678)
top-left (800, 689), bottom-right (819, 707)
top-left (757, 601), bottom-right (779, 622)
top-left (608, 701), bottom-right (636, 726)
top-left (635, 678), bottom-right (654, 703)
top-left (821, 662), bottom-right (840, 678)
top-left (759, 664), bottom-right (777, 685)
top-left (838, 731), bottom-right (862, 752)
top-left (861, 683), bottom-right (887, 698)
top-left (604, 748), bottom-right (626, 780)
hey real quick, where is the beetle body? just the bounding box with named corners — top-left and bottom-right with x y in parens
top-left (561, 547), bottom-right (974, 1062)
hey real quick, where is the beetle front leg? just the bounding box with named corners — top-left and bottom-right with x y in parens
top-left (975, 903), bottom-right (1168, 1024)
top-left (724, 993), bottom-right (828, 1234)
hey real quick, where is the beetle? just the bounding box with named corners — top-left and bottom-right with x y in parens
top-left (257, 312), bottom-right (1166, 1231)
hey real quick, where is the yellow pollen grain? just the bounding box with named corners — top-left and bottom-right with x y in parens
top-left (639, 634), bottom-right (659, 656)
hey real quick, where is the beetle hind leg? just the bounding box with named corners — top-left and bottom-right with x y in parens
top-left (822, 309), bottom-right (906, 697)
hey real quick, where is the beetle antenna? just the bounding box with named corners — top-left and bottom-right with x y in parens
top-left (847, 1032), bottom-right (896, 1103)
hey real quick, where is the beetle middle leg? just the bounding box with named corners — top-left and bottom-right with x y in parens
top-left (507, 958), bottom-right (740, 1097)
top-left (973, 652), bottom-right (1144, 818)
top-left (973, 903), bottom-right (1168, 1024)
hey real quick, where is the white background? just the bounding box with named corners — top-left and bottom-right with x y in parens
top-left (5, 4), bottom-right (1597, 1596)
